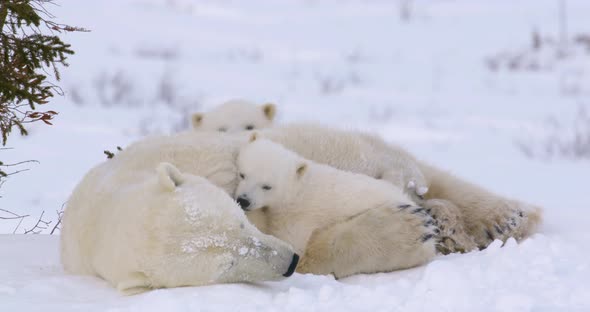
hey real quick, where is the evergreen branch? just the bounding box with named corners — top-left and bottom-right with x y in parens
top-left (0, 0), bottom-right (86, 146)
top-left (0, 3), bottom-right (8, 31)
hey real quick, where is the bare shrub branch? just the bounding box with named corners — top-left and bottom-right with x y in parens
top-left (49, 203), bottom-right (64, 234)
top-left (23, 210), bottom-right (51, 234)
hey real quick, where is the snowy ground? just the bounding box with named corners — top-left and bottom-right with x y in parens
top-left (1, 233), bottom-right (589, 312)
top-left (1, 0), bottom-right (590, 311)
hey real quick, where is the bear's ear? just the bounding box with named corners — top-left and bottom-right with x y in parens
top-left (296, 163), bottom-right (307, 178)
top-left (191, 113), bottom-right (203, 128)
top-left (261, 103), bottom-right (276, 121)
top-left (157, 162), bottom-right (184, 191)
top-left (249, 132), bottom-right (258, 143)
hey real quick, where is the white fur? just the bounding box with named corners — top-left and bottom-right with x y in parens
top-left (254, 123), bottom-right (543, 252)
top-left (60, 133), bottom-right (297, 295)
top-left (257, 123), bottom-right (428, 202)
top-left (235, 138), bottom-right (437, 278)
top-left (191, 99), bottom-right (276, 133)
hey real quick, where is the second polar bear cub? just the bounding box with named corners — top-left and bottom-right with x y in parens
top-left (191, 99), bottom-right (276, 133)
top-left (236, 135), bottom-right (437, 278)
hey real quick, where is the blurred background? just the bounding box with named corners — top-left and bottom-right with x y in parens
top-left (1, 0), bottom-right (589, 233)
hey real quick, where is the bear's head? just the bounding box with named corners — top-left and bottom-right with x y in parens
top-left (139, 162), bottom-right (298, 292)
top-left (234, 134), bottom-right (307, 211)
top-left (191, 99), bottom-right (276, 133)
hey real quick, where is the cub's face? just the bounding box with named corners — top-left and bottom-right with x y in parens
top-left (191, 99), bottom-right (276, 133)
top-left (234, 138), bottom-right (307, 211)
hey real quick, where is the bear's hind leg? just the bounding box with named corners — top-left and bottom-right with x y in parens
top-left (421, 163), bottom-right (543, 249)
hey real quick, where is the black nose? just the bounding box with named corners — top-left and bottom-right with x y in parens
top-left (283, 253), bottom-right (299, 277)
top-left (236, 196), bottom-right (250, 210)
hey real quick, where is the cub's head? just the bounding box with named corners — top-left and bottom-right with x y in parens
top-left (141, 162), bottom-right (298, 292)
top-left (234, 134), bottom-right (307, 211)
top-left (191, 99), bottom-right (276, 133)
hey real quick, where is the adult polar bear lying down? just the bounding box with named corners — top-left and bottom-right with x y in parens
top-left (61, 136), bottom-right (299, 295)
top-left (62, 129), bottom-right (438, 286)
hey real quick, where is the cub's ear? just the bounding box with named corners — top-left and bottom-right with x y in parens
top-left (296, 163), bottom-right (307, 178)
top-left (191, 113), bottom-right (203, 128)
top-left (261, 103), bottom-right (276, 121)
top-left (157, 162), bottom-right (184, 191)
top-left (249, 132), bottom-right (258, 143)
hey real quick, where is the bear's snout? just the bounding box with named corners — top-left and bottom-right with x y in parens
top-left (236, 196), bottom-right (251, 210)
top-left (283, 253), bottom-right (299, 277)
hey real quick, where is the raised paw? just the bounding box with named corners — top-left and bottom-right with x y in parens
top-left (405, 180), bottom-right (429, 203)
top-left (382, 169), bottom-right (429, 204)
top-left (406, 181), bottom-right (429, 199)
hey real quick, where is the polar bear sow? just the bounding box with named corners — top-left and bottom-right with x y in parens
top-left (235, 135), bottom-right (437, 278)
top-left (61, 159), bottom-right (298, 294)
top-left (191, 99), bottom-right (276, 133)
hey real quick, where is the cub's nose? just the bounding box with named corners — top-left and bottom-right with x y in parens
top-left (236, 196), bottom-right (251, 210)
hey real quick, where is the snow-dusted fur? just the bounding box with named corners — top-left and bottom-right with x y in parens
top-left (235, 137), bottom-right (436, 278)
top-left (255, 123), bottom-right (543, 252)
top-left (61, 134), bottom-right (298, 295)
top-left (191, 99), bottom-right (276, 133)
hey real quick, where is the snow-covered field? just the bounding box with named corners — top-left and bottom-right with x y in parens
top-left (1, 0), bottom-right (589, 311)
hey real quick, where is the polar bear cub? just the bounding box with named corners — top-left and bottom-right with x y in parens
top-left (235, 135), bottom-right (436, 278)
top-left (61, 162), bottom-right (298, 295)
top-left (191, 99), bottom-right (276, 133)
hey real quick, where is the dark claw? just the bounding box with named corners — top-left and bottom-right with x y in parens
top-left (494, 224), bottom-right (504, 235)
top-left (421, 233), bottom-right (435, 242)
top-left (412, 208), bottom-right (426, 215)
top-left (436, 244), bottom-right (452, 255)
top-left (485, 229), bottom-right (494, 241)
top-left (398, 204), bottom-right (412, 209)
